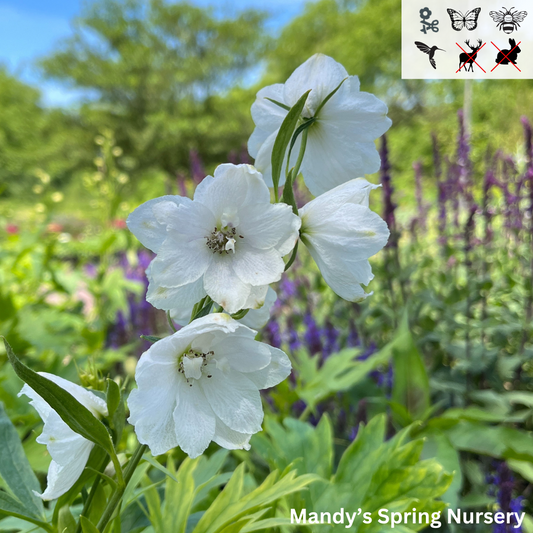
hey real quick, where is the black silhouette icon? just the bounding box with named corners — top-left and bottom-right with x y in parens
top-left (419, 7), bottom-right (439, 33)
top-left (447, 8), bottom-right (481, 31)
top-left (415, 41), bottom-right (445, 69)
top-left (458, 39), bottom-right (484, 71)
top-left (495, 38), bottom-right (522, 64)
top-left (489, 7), bottom-right (528, 34)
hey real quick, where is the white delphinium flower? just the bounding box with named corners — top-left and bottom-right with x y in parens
top-left (128, 313), bottom-right (291, 458)
top-left (127, 164), bottom-right (300, 315)
top-left (248, 54), bottom-right (392, 196)
top-left (18, 374), bottom-right (108, 501)
top-left (170, 286), bottom-right (278, 330)
top-left (299, 178), bottom-right (389, 302)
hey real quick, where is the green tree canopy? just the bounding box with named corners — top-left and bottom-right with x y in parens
top-left (41, 0), bottom-right (269, 180)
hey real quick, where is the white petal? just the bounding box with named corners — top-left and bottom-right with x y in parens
top-left (127, 337), bottom-right (183, 456)
top-left (21, 373), bottom-right (108, 418)
top-left (213, 335), bottom-right (271, 373)
top-left (302, 129), bottom-right (382, 196)
top-left (252, 130), bottom-right (281, 189)
top-left (150, 236), bottom-right (212, 288)
top-left (319, 80), bottom-right (392, 142)
top-left (243, 284), bottom-right (270, 311)
top-left (173, 380), bottom-right (216, 458)
top-left (253, 129), bottom-right (300, 190)
top-left (38, 439), bottom-right (94, 501)
top-left (200, 369), bottom-right (263, 434)
top-left (283, 54), bottom-right (349, 115)
top-left (231, 246), bottom-right (285, 287)
top-left (18, 376), bottom-right (105, 501)
top-left (194, 164), bottom-right (270, 218)
top-left (213, 418), bottom-right (252, 451)
top-left (250, 83), bottom-right (288, 134)
top-left (246, 346), bottom-right (292, 390)
top-left (203, 256), bottom-right (252, 314)
top-left (166, 200), bottom-right (217, 240)
top-left (302, 203), bottom-right (390, 261)
top-left (299, 178), bottom-right (379, 216)
top-left (148, 276), bottom-right (206, 316)
top-left (127, 196), bottom-right (186, 253)
top-left (238, 203), bottom-right (301, 255)
top-left (239, 287), bottom-right (277, 331)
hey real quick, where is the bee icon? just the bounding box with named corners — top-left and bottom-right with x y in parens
top-left (489, 7), bottom-right (528, 34)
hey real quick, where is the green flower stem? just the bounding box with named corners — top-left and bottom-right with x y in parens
top-left (74, 454), bottom-right (111, 533)
top-left (291, 126), bottom-right (308, 184)
top-left (96, 443), bottom-right (148, 532)
top-left (166, 311), bottom-right (177, 332)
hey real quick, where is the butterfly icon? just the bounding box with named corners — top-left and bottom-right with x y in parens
top-left (447, 8), bottom-right (481, 31)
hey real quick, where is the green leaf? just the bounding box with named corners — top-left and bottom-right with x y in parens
top-left (264, 97), bottom-right (290, 111)
top-left (140, 335), bottom-right (162, 344)
top-left (57, 505), bottom-right (77, 533)
top-left (3, 339), bottom-right (118, 472)
top-left (80, 516), bottom-right (100, 533)
top-left (270, 90), bottom-right (310, 200)
top-left (141, 455), bottom-right (179, 483)
top-left (0, 491), bottom-right (50, 531)
top-left (391, 315), bottom-right (430, 422)
top-left (163, 458), bottom-right (199, 533)
top-left (314, 77), bottom-right (348, 116)
top-left (106, 379), bottom-right (121, 419)
top-left (0, 402), bottom-right (44, 519)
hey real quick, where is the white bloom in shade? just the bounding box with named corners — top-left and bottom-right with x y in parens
top-left (248, 54), bottom-right (392, 196)
top-left (299, 178), bottom-right (390, 302)
top-left (170, 286), bottom-right (278, 330)
top-left (238, 287), bottom-right (277, 331)
top-left (128, 313), bottom-right (291, 458)
top-left (127, 164), bottom-right (300, 315)
top-left (18, 374), bottom-right (108, 501)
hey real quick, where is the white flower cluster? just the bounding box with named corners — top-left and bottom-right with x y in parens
top-left (20, 54), bottom-right (391, 500)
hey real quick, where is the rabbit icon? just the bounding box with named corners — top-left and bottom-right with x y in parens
top-left (495, 38), bottom-right (521, 64)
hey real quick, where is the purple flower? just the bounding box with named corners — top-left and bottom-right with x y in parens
top-left (264, 319), bottom-right (282, 349)
top-left (303, 313), bottom-right (322, 356)
top-left (380, 135), bottom-right (397, 244)
top-left (189, 149), bottom-right (206, 184)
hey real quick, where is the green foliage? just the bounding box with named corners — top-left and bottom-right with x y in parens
top-left (3, 339), bottom-right (121, 482)
top-left (40, 0), bottom-right (268, 180)
top-left (253, 414), bottom-right (452, 532)
top-left (271, 90), bottom-right (310, 200)
top-left (0, 404), bottom-right (49, 529)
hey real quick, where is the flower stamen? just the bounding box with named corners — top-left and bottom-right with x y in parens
top-left (206, 226), bottom-right (241, 254)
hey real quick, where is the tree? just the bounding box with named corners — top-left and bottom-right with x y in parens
top-left (0, 68), bottom-right (90, 196)
top-left (41, 0), bottom-right (269, 181)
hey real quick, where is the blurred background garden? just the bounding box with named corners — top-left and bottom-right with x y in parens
top-left (1, 0), bottom-right (533, 531)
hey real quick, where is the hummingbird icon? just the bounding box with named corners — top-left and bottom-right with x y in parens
top-left (414, 41), bottom-right (445, 69)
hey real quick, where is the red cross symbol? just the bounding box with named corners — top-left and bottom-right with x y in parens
top-left (491, 41), bottom-right (522, 72)
top-left (456, 42), bottom-right (486, 73)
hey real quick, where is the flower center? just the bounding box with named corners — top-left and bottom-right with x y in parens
top-left (206, 225), bottom-right (243, 255)
top-left (178, 349), bottom-right (215, 385)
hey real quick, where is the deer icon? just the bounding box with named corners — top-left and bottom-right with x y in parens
top-left (496, 38), bottom-right (521, 65)
top-left (459, 39), bottom-right (483, 72)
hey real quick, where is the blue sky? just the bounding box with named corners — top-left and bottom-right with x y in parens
top-left (0, 0), bottom-right (309, 107)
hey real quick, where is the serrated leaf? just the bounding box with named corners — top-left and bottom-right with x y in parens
top-left (0, 402), bottom-right (44, 519)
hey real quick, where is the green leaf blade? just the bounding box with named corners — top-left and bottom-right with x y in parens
top-left (3, 338), bottom-right (115, 459)
top-left (270, 90), bottom-right (310, 200)
top-left (0, 402), bottom-right (44, 519)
